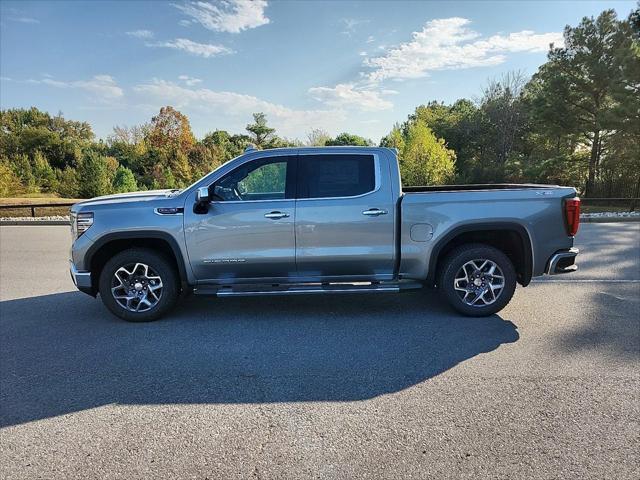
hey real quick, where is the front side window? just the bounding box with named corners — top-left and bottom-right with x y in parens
top-left (298, 154), bottom-right (376, 199)
top-left (213, 157), bottom-right (293, 201)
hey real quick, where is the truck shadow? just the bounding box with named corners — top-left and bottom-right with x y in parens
top-left (0, 290), bottom-right (518, 427)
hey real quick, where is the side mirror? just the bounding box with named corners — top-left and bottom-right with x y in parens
top-left (194, 187), bottom-right (211, 214)
top-left (196, 187), bottom-right (210, 203)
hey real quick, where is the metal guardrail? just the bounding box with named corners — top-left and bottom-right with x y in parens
top-left (0, 202), bottom-right (75, 217)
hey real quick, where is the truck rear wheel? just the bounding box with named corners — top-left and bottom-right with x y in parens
top-left (438, 243), bottom-right (516, 317)
top-left (98, 248), bottom-right (179, 322)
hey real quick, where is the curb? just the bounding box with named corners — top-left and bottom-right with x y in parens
top-left (580, 216), bottom-right (640, 223)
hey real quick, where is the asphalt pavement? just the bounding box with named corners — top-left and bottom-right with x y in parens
top-left (0, 223), bottom-right (638, 479)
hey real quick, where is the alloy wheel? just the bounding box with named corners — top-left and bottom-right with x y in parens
top-left (111, 262), bottom-right (163, 312)
top-left (453, 259), bottom-right (505, 307)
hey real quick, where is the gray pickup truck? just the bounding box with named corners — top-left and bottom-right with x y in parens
top-left (70, 146), bottom-right (580, 322)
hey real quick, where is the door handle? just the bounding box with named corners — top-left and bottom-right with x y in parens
top-left (362, 208), bottom-right (388, 216)
top-left (264, 211), bottom-right (290, 219)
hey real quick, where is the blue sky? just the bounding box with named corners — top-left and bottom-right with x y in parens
top-left (1, 0), bottom-right (636, 142)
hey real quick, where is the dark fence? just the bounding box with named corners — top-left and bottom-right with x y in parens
top-left (585, 177), bottom-right (640, 199)
top-left (580, 197), bottom-right (638, 212)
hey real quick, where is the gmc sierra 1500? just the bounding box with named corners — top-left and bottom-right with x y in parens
top-left (69, 146), bottom-right (580, 321)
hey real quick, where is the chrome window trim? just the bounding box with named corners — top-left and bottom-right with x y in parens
top-left (209, 198), bottom-right (293, 205)
top-left (204, 152), bottom-right (380, 204)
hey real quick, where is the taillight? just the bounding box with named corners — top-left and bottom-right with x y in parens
top-left (564, 197), bottom-right (580, 236)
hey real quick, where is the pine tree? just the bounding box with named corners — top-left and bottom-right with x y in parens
top-left (112, 166), bottom-right (138, 193)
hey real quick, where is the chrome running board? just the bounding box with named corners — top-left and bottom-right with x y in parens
top-left (194, 281), bottom-right (422, 297)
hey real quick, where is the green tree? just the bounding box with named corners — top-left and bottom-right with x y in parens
top-left (401, 100), bottom-right (486, 182)
top-left (527, 9), bottom-right (634, 193)
top-left (8, 154), bottom-right (36, 192)
top-left (112, 166), bottom-right (138, 193)
top-left (246, 112), bottom-right (275, 148)
top-left (480, 72), bottom-right (528, 171)
top-left (400, 121), bottom-right (456, 186)
top-left (56, 167), bottom-right (81, 198)
top-left (379, 125), bottom-right (405, 152)
top-left (0, 107), bottom-right (91, 170)
top-left (202, 130), bottom-right (252, 162)
top-left (168, 149), bottom-right (193, 186)
top-left (606, 6), bottom-right (640, 193)
top-left (78, 152), bottom-right (112, 197)
top-left (325, 132), bottom-right (372, 146)
top-left (0, 161), bottom-right (24, 196)
top-left (33, 150), bottom-right (57, 192)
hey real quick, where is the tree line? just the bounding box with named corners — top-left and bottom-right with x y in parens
top-left (0, 8), bottom-right (638, 199)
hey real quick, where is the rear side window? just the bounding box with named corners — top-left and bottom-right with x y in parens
top-left (298, 154), bottom-right (375, 199)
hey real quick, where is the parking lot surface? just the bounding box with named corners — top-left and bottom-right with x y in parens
top-left (1, 223), bottom-right (638, 479)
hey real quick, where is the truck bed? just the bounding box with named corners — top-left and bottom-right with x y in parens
top-left (398, 184), bottom-right (577, 282)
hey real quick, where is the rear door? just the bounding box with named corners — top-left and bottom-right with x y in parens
top-left (295, 152), bottom-right (396, 280)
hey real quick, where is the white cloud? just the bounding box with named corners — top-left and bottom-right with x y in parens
top-left (7, 16), bottom-right (39, 24)
top-left (28, 75), bottom-right (123, 100)
top-left (148, 38), bottom-right (233, 57)
top-left (308, 83), bottom-right (393, 111)
top-left (364, 17), bottom-right (562, 82)
top-left (173, 0), bottom-right (270, 33)
top-left (359, 51), bottom-right (368, 57)
top-left (126, 29), bottom-right (154, 39)
top-left (133, 79), bottom-right (345, 137)
top-left (340, 18), bottom-right (368, 35)
top-left (178, 74), bottom-right (203, 86)
top-left (366, 35), bottom-right (375, 44)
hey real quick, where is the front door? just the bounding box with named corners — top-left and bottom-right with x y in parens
top-left (184, 155), bottom-right (297, 282)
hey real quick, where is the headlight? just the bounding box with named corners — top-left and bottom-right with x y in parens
top-left (71, 212), bottom-right (94, 239)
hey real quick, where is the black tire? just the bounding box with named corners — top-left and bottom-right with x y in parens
top-left (98, 248), bottom-right (179, 322)
top-left (437, 243), bottom-right (517, 317)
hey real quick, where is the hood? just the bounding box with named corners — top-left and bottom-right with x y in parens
top-left (73, 189), bottom-right (178, 209)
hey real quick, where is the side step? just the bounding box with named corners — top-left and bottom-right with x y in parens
top-left (194, 281), bottom-right (422, 297)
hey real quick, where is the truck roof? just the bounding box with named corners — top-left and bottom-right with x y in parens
top-left (244, 145), bottom-right (395, 155)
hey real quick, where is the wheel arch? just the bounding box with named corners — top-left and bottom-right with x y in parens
top-left (85, 231), bottom-right (189, 294)
top-left (426, 222), bottom-right (533, 287)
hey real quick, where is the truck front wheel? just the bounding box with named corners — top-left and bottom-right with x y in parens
top-left (98, 248), bottom-right (179, 322)
top-left (438, 243), bottom-right (517, 317)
